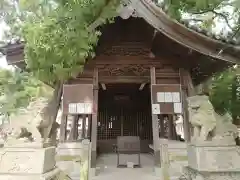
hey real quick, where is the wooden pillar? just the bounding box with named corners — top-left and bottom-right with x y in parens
top-left (150, 67), bottom-right (161, 168)
top-left (182, 90), bottom-right (191, 142)
top-left (82, 114), bottom-right (87, 139)
top-left (91, 68), bottom-right (99, 172)
top-left (87, 115), bottom-right (92, 139)
top-left (68, 115), bottom-right (78, 141)
top-left (68, 116), bottom-right (74, 141)
top-left (167, 115), bottom-right (174, 140)
top-left (179, 69), bottom-right (194, 142)
top-left (159, 115), bottom-right (165, 137)
top-left (172, 115), bottom-right (178, 140)
top-left (59, 114), bottom-right (67, 142)
top-left (74, 115), bottom-right (79, 140)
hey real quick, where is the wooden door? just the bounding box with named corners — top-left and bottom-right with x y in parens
top-left (97, 84), bottom-right (152, 153)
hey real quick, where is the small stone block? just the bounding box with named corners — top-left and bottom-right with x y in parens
top-left (187, 144), bottom-right (240, 172)
top-left (0, 168), bottom-right (61, 180)
top-left (0, 146), bottom-right (56, 174)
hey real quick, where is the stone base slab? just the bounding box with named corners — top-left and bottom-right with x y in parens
top-left (0, 168), bottom-right (61, 180)
top-left (89, 167), bottom-right (96, 177)
top-left (183, 166), bottom-right (240, 180)
top-left (0, 146), bottom-right (56, 174)
top-left (57, 142), bottom-right (89, 156)
top-left (187, 144), bottom-right (240, 172)
top-left (57, 141), bottom-right (91, 179)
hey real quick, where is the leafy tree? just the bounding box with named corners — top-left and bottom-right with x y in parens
top-left (208, 67), bottom-right (240, 125)
top-left (0, 68), bottom-right (52, 120)
top-left (156, 0), bottom-right (240, 40)
top-left (208, 67), bottom-right (240, 145)
top-left (0, 0), bottom-right (120, 139)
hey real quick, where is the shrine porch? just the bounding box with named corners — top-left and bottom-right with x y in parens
top-left (92, 153), bottom-right (158, 180)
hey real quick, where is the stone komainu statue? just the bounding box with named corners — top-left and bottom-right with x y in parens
top-left (4, 98), bottom-right (58, 145)
top-left (187, 94), bottom-right (238, 144)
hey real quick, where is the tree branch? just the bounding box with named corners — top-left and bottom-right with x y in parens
top-left (191, 9), bottom-right (233, 31)
top-left (212, 10), bottom-right (233, 30)
top-left (185, 18), bottom-right (204, 23)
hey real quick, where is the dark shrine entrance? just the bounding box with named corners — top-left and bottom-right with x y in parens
top-left (97, 83), bottom-right (153, 153)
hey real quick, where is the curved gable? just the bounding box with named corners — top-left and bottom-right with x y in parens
top-left (119, 0), bottom-right (240, 64)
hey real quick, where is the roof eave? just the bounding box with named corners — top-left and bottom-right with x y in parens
top-left (135, 0), bottom-right (240, 64)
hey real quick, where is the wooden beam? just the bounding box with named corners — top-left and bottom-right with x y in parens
top-left (150, 67), bottom-right (161, 168)
top-left (91, 68), bottom-right (99, 172)
top-left (73, 76), bottom-right (149, 84)
top-left (99, 76), bottom-right (150, 84)
top-left (93, 55), bottom-right (169, 66)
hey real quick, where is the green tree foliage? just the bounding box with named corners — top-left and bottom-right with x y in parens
top-left (0, 68), bottom-right (52, 117)
top-left (0, 0), bottom-right (120, 138)
top-left (1, 0), bottom-right (120, 85)
top-left (209, 67), bottom-right (240, 124)
top-left (159, 0), bottom-right (240, 40)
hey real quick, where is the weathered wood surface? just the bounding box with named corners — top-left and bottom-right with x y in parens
top-left (91, 68), bottom-right (99, 172)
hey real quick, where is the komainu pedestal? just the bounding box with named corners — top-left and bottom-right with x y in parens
top-left (0, 144), bottom-right (60, 180)
top-left (183, 143), bottom-right (240, 180)
top-left (184, 95), bottom-right (240, 180)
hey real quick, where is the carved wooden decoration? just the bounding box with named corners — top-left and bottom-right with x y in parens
top-left (97, 42), bottom-right (152, 56)
top-left (98, 64), bottom-right (150, 76)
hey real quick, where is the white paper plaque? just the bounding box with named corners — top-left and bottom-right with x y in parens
top-left (152, 104), bottom-right (160, 114)
top-left (164, 92), bottom-right (173, 102)
top-left (84, 103), bottom-right (93, 114)
top-left (157, 92), bottom-right (165, 102)
top-left (174, 103), bottom-right (182, 114)
top-left (69, 103), bottom-right (77, 114)
top-left (172, 92), bottom-right (180, 102)
top-left (76, 103), bottom-right (85, 114)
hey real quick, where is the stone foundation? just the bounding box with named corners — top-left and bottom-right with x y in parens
top-left (183, 144), bottom-right (240, 180)
top-left (57, 140), bottom-right (91, 180)
top-left (0, 168), bottom-right (61, 180)
top-left (187, 144), bottom-right (240, 172)
top-left (0, 144), bottom-right (60, 180)
top-left (183, 166), bottom-right (240, 180)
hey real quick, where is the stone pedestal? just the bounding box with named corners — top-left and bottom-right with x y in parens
top-left (0, 143), bottom-right (60, 180)
top-left (183, 143), bottom-right (240, 180)
top-left (57, 140), bottom-right (91, 180)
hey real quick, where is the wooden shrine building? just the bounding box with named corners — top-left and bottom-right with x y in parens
top-left (1, 0), bottom-right (240, 175)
